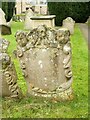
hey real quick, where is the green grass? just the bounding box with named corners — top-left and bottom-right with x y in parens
top-left (1, 22), bottom-right (88, 118)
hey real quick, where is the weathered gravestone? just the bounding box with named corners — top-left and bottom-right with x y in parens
top-left (62, 17), bottom-right (75, 35)
top-left (0, 38), bottom-right (22, 98)
top-left (16, 25), bottom-right (73, 101)
top-left (0, 8), bottom-right (11, 35)
top-left (24, 9), bottom-right (34, 30)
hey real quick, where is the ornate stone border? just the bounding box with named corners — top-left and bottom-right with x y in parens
top-left (0, 38), bottom-right (22, 98)
top-left (15, 25), bottom-right (73, 100)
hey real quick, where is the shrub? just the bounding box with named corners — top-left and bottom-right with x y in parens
top-left (48, 2), bottom-right (90, 26)
top-left (1, 1), bottom-right (15, 22)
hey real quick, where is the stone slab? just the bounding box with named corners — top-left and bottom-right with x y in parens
top-left (30, 15), bottom-right (56, 29)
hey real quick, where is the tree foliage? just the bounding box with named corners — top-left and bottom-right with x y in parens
top-left (48, 2), bottom-right (90, 26)
top-left (1, 1), bottom-right (15, 22)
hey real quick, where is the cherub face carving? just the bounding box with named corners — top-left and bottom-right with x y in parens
top-left (15, 31), bottom-right (28, 47)
top-left (37, 25), bottom-right (47, 39)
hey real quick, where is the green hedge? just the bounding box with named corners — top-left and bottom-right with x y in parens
top-left (48, 2), bottom-right (90, 26)
top-left (1, 2), bottom-right (15, 22)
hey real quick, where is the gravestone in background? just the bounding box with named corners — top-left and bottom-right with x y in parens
top-left (62, 17), bottom-right (75, 35)
top-left (30, 15), bottom-right (56, 29)
top-left (16, 25), bottom-right (73, 101)
top-left (24, 9), bottom-right (34, 30)
top-left (0, 38), bottom-right (22, 98)
top-left (0, 8), bottom-right (11, 35)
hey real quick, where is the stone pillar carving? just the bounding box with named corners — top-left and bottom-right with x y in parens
top-left (0, 38), bottom-right (22, 98)
top-left (15, 25), bottom-right (73, 101)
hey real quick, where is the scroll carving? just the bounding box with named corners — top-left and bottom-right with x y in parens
top-left (15, 25), bottom-right (73, 101)
top-left (0, 38), bottom-right (22, 98)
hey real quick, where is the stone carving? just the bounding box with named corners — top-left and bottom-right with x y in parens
top-left (62, 17), bottom-right (75, 35)
top-left (0, 38), bottom-right (22, 98)
top-left (16, 25), bottom-right (73, 101)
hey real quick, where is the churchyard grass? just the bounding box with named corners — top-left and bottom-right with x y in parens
top-left (1, 22), bottom-right (88, 118)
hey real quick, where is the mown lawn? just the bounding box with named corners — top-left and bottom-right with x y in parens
top-left (1, 22), bottom-right (88, 118)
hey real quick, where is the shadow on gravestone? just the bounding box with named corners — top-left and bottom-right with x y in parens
top-left (15, 25), bottom-right (74, 101)
top-left (0, 25), bottom-right (11, 35)
top-left (0, 38), bottom-right (22, 98)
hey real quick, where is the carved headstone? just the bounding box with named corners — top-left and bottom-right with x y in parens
top-left (62, 17), bottom-right (75, 35)
top-left (16, 25), bottom-right (73, 101)
top-left (0, 38), bottom-right (22, 98)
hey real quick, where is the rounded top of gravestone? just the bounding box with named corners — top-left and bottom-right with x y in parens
top-left (63, 17), bottom-right (75, 23)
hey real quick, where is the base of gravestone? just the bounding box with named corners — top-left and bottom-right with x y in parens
top-left (27, 87), bottom-right (74, 102)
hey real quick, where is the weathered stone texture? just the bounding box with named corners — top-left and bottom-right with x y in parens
top-left (16, 25), bottom-right (73, 101)
top-left (0, 38), bottom-right (22, 98)
top-left (62, 17), bottom-right (75, 35)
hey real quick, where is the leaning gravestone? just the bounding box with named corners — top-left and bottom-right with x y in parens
top-left (0, 38), bottom-right (22, 98)
top-left (16, 25), bottom-right (73, 101)
top-left (0, 8), bottom-right (6, 25)
top-left (24, 9), bottom-right (34, 30)
top-left (62, 17), bottom-right (75, 35)
top-left (0, 8), bottom-right (11, 35)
